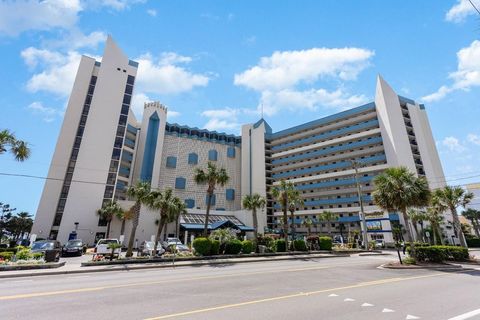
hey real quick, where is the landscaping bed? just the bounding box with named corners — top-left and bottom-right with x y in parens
top-left (0, 261), bottom-right (65, 271)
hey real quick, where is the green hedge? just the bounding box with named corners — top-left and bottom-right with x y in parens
top-left (467, 237), bottom-right (480, 248)
top-left (192, 238), bottom-right (212, 256)
top-left (412, 245), bottom-right (469, 263)
top-left (293, 239), bottom-right (308, 251)
top-left (209, 239), bottom-right (220, 255)
top-left (0, 251), bottom-right (13, 261)
top-left (275, 239), bottom-right (286, 252)
top-left (319, 236), bottom-right (333, 250)
top-left (225, 240), bottom-right (243, 254)
top-left (0, 247), bottom-right (18, 254)
top-left (241, 240), bottom-right (254, 254)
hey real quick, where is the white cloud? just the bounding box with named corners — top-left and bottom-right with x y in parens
top-left (130, 92), bottom-right (180, 120)
top-left (84, 0), bottom-right (145, 11)
top-left (45, 30), bottom-right (107, 50)
top-left (200, 107), bottom-right (259, 132)
top-left (234, 47), bottom-right (374, 91)
top-left (446, 0), bottom-right (478, 23)
top-left (467, 133), bottom-right (480, 145)
top-left (0, 0), bottom-right (82, 36)
top-left (422, 40), bottom-right (480, 102)
top-left (203, 118), bottom-right (240, 131)
top-left (147, 9), bottom-right (157, 17)
top-left (442, 136), bottom-right (466, 152)
top-left (27, 101), bottom-right (63, 122)
top-left (135, 53), bottom-right (210, 95)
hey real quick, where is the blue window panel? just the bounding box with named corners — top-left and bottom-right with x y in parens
top-left (128, 60), bottom-right (139, 68)
top-left (127, 124), bottom-right (138, 134)
top-left (185, 199), bottom-right (195, 209)
top-left (274, 196), bottom-right (372, 209)
top-left (124, 138), bottom-right (135, 148)
top-left (216, 208), bottom-right (225, 211)
top-left (272, 136), bottom-right (383, 165)
top-left (175, 177), bottom-right (186, 189)
top-left (206, 194), bottom-right (216, 206)
top-left (140, 112), bottom-right (160, 181)
top-left (226, 189), bottom-right (235, 201)
top-left (116, 181), bottom-right (126, 190)
top-left (296, 176), bottom-right (373, 191)
top-left (119, 167), bottom-right (130, 176)
top-left (227, 147), bottom-right (236, 158)
top-left (272, 154), bottom-right (386, 179)
top-left (208, 149), bottom-right (218, 161)
top-left (166, 156), bottom-right (177, 168)
top-left (188, 153), bottom-right (198, 164)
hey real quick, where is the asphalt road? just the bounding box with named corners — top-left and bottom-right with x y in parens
top-left (1, 254), bottom-right (480, 320)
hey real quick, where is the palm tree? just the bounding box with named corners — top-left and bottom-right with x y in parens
top-left (303, 217), bottom-right (313, 237)
top-left (146, 188), bottom-right (182, 255)
top-left (168, 197), bottom-right (187, 239)
top-left (426, 200), bottom-right (445, 245)
top-left (0, 129), bottom-right (31, 161)
top-left (372, 167), bottom-right (431, 255)
top-left (407, 208), bottom-right (425, 241)
top-left (433, 186), bottom-right (473, 247)
top-left (463, 208), bottom-right (480, 238)
top-left (242, 193), bottom-right (266, 247)
top-left (288, 190), bottom-right (304, 241)
top-left (319, 210), bottom-right (336, 236)
top-left (116, 206), bottom-right (134, 237)
top-left (125, 181), bottom-right (152, 257)
top-left (271, 180), bottom-right (297, 242)
top-left (97, 200), bottom-right (122, 238)
top-left (193, 162), bottom-right (229, 237)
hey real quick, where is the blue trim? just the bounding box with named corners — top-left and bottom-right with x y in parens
top-left (253, 118), bottom-right (272, 134)
top-left (208, 149), bottom-right (218, 161)
top-left (419, 104), bottom-right (425, 110)
top-left (226, 189), bottom-right (235, 201)
top-left (227, 147), bottom-right (236, 158)
top-left (296, 176), bottom-right (373, 191)
top-left (338, 216), bottom-right (360, 222)
top-left (128, 60), bottom-right (139, 68)
top-left (175, 177), bottom-right (186, 189)
top-left (272, 119), bottom-right (379, 151)
top-left (165, 122), bottom-right (241, 146)
top-left (166, 156), bottom-right (177, 168)
top-left (398, 95), bottom-right (415, 105)
top-left (94, 61), bottom-right (101, 67)
top-left (188, 153), bottom-right (198, 164)
top-left (389, 213), bottom-right (400, 221)
top-left (185, 199), bottom-right (195, 208)
top-left (272, 154), bottom-right (386, 179)
top-left (124, 138), bottom-right (135, 148)
top-left (140, 112), bottom-right (160, 181)
top-left (206, 194), bottom-right (216, 206)
top-left (116, 180), bottom-right (126, 190)
top-left (274, 195), bottom-right (372, 209)
top-left (127, 124), bottom-right (138, 134)
top-left (272, 136), bottom-right (383, 165)
top-left (368, 230), bottom-right (392, 233)
top-left (119, 167), bottom-right (130, 176)
top-left (270, 102), bottom-right (375, 139)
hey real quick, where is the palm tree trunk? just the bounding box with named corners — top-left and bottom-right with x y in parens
top-left (282, 196), bottom-right (288, 243)
top-left (411, 222), bottom-right (419, 242)
top-left (432, 225), bottom-right (437, 245)
top-left (402, 209), bottom-right (415, 256)
top-left (450, 206), bottom-right (467, 247)
top-left (203, 191), bottom-right (213, 237)
top-left (126, 202), bottom-right (140, 257)
top-left (120, 219), bottom-right (126, 236)
top-left (327, 221), bottom-right (331, 236)
top-left (153, 213), bottom-right (166, 256)
top-left (419, 222), bottom-right (425, 242)
top-left (106, 220), bottom-right (111, 238)
top-left (289, 209), bottom-right (296, 241)
top-left (252, 208), bottom-right (258, 250)
top-left (470, 219), bottom-right (480, 237)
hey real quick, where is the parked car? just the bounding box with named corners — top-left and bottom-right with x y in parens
top-left (138, 241), bottom-right (165, 257)
top-left (94, 239), bottom-right (121, 257)
top-left (165, 243), bottom-right (190, 253)
top-left (31, 240), bottom-right (62, 262)
top-left (162, 237), bottom-right (183, 248)
top-left (374, 239), bottom-right (385, 249)
top-left (62, 239), bottom-right (85, 256)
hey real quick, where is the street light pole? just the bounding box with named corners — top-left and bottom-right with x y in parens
top-left (351, 160), bottom-right (369, 250)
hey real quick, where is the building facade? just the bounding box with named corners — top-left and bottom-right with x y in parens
top-left (32, 38), bottom-right (451, 246)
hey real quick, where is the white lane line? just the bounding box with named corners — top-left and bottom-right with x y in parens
top-left (10, 280), bottom-right (34, 283)
top-left (448, 308), bottom-right (480, 320)
top-left (328, 294), bottom-right (338, 297)
top-left (361, 303), bottom-right (374, 307)
top-left (67, 275), bottom-right (91, 279)
top-left (382, 308), bottom-right (395, 313)
top-left (406, 315), bottom-right (420, 319)
top-left (344, 298), bottom-right (355, 302)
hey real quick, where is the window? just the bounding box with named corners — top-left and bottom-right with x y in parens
top-left (185, 199), bottom-right (195, 209)
top-left (125, 84), bottom-right (133, 95)
top-left (175, 177), bottom-right (186, 189)
top-left (206, 194), bottom-right (216, 206)
top-left (227, 147), bottom-right (236, 158)
top-left (166, 156), bottom-right (177, 168)
top-left (127, 75), bottom-right (135, 85)
top-left (226, 189), bottom-right (235, 201)
top-left (208, 149), bottom-right (218, 161)
top-left (123, 95), bottom-right (131, 105)
top-left (188, 153), bottom-right (198, 165)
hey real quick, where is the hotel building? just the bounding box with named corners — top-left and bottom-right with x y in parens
top-left (32, 37), bottom-right (452, 245)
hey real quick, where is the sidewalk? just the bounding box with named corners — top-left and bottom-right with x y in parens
top-left (0, 253), bottom-right (346, 279)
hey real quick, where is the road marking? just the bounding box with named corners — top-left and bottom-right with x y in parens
top-left (382, 308), bottom-right (395, 313)
top-left (0, 265), bottom-right (330, 301)
top-left (143, 273), bottom-right (446, 320)
top-left (406, 315), bottom-right (420, 319)
top-left (344, 298), bottom-right (355, 302)
top-left (448, 308), bottom-right (480, 320)
top-left (328, 294), bottom-right (338, 297)
top-left (361, 303), bottom-right (374, 307)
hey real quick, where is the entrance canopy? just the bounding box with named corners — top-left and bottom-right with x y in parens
top-left (180, 213), bottom-right (254, 232)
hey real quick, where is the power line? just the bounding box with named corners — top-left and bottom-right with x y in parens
top-left (468, 0), bottom-right (480, 15)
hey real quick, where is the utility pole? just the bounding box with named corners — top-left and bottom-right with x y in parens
top-left (351, 160), bottom-right (369, 250)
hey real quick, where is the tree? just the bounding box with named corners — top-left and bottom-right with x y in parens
top-left (193, 162), bottom-right (229, 237)
top-left (0, 129), bottom-right (30, 161)
top-left (319, 210), bottom-right (336, 236)
top-left (125, 181), bottom-right (152, 257)
top-left (303, 217), bottom-right (313, 237)
top-left (463, 208), bottom-right (480, 238)
top-left (97, 200), bottom-right (122, 238)
top-left (116, 206), bottom-right (134, 237)
top-left (288, 190), bottom-right (304, 242)
top-left (407, 208), bottom-right (426, 241)
top-left (107, 242), bottom-right (122, 261)
top-left (427, 195), bottom-right (447, 245)
top-left (433, 186), bottom-right (473, 247)
top-left (372, 167), bottom-right (431, 256)
top-left (271, 180), bottom-right (297, 242)
top-left (242, 193), bottom-right (266, 248)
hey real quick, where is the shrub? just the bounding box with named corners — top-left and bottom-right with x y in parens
top-left (241, 240), bottom-right (254, 254)
top-left (306, 236), bottom-right (319, 250)
top-left (224, 239), bottom-right (243, 254)
top-left (192, 238), bottom-right (212, 256)
top-left (32, 252), bottom-right (44, 260)
top-left (210, 239), bottom-right (220, 255)
top-left (319, 236), bottom-right (333, 250)
top-left (412, 245), bottom-right (469, 263)
top-left (275, 239), bottom-right (287, 252)
top-left (466, 237), bottom-right (480, 248)
top-left (257, 236), bottom-right (276, 252)
top-left (293, 239), bottom-right (308, 251)
top-left (1, 247), bottom-right (18, 254)
top-left (15, 246), bottom-right (32, 260)
top-left (0, 251), bottom-right (13, 261)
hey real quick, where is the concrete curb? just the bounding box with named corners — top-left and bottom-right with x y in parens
top-left (379, 262), bottom-right (466, 271)
top-left (0, 261), bottom-right (65, 271)
top-left (0, 254), bottom-right (348, 279)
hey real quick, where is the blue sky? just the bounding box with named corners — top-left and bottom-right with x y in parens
top-left (1, 0), bottom-right (480, 216)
